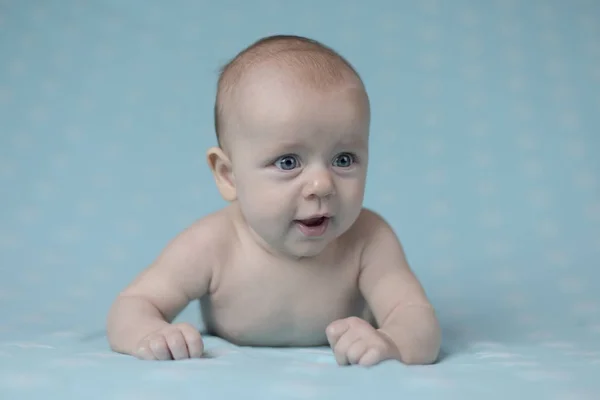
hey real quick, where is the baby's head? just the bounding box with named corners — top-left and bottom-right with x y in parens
top-left (207, 35), bottom-right (370, 259)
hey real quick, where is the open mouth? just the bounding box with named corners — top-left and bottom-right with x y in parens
top-left (295, 216), bottom-right (330, 237)
top-left (299, 216), bottom-right (327, 227)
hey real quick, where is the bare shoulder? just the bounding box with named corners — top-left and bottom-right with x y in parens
top-left (170, 206), bottom-right (234, 263)
top-left (156, 206), bottom-right (234, 289)
top-left (118, 206), bottom-right (235, 318)
top-left (343, 207), bottom-right (399, 252)
top-left (347, 207), bottom-right (415, 279)
top-left (353, 207), bottom-right (392, 231)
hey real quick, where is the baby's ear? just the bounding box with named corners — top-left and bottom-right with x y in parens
top-left (206, 147), bottom-right (236, 201)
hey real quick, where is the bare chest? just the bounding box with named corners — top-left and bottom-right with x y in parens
top-left (200, 255), bottom-right (366, 346)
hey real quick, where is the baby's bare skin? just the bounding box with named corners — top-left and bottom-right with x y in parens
top-left (107, 204), bottom-right (440, 366)
top-left (106, 35), bottom-right (442, 366)
top-left (200, 205), bottom-right (374, 348)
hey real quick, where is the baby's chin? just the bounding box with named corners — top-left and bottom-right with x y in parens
top-left (284, 245), bottom-right (331, 260)
top-left (260, 233), bottom-right (336, 260)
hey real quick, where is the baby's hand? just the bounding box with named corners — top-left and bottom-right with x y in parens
top-left (326, 317), bottom-right (398, 367)
top-left (136, 322), bottom-right (204, 361)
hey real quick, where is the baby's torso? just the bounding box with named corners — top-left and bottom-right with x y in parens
top-left (199, 231), bottom-right (370, 347)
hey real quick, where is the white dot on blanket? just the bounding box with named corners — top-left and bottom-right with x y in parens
top-left (471, 150), bottom-right (493, 168)
top-left (269, 380), bottom-right (320, 399)
top-left (545, 249), bottom-right (570, 268)
top-left (516, 313), bottom-right (538, 327)
top-left (0, 85), bottom-right (9, 104)
top-left (541, 341), bottom-right (575, 349)
top-left (460, 6), bottom-right (480, 27)
top-left (572, 301), bottom-right (599, 316)
top-left (522, 159), bottom-right (544, 180)
top-left (8, 58), bottom-right (25, 76)
top-left (3, 342), bottom-right (54, 349)
top-left (0, 373), bottom-right (53, 388)
top-left (474, 351), bottom-right (526, 360)
top-left (409, 375), bottom-right (454, 389)
top-left (431, 228), bottom-right (453, 247)
top-left (51, 357), bottom-right (99, 367)
top-left (516, 132), bottom-right (539, 151)
top-left (0, 231), bottom-right (20, 250)
top-left (419, 51), bottom-right (441, 70)
top-left (19, 314), bottom-right (47, 325)
top-left (527, 331), bottom-right (555, 341)
top-left (207, 347), bottom-right (240, 357)
top-left (560, 111), bottom-right (582, 132)
top-left (573, 171), bottom-right (597, 191)
top-left (0, 158), bottom-right (15, 180)
top-left (15, 206), bottom-right (39, 224)
top-left (144, 368), bottom-right (193, 381)
top-left (0, 289), bottom-right (16, 301)
top-left (536, 219), bottom-right (560, 239)
top-left (75, 200), bottom-right (98, 217)
top-left (67, 287), bottom-right (92, 299)
top-left (54, 225), bottom-right (84, 245)
top-left (462, 63), bottom-right (484, 81)
top-left (552, 390), bottom-right (597, 400)
top-left (420, 0), bottom-right (440, 14)
top-left (424, 137), bottom-right (444, 157)
top-left (428, 199), bottom-right (449, 217)
top-left (111, 390), bottom-right (170, 400)
top-left (515, 369), bottom-right (570, 382)
top-left (422, 80), bottom-right (441, 99)
top-left (485, 239), bottom-right (514, 256)
top-left (503, 291), bottom-right (528, 307)
top-left (425, 168), bottom-right (445, 185)
top-left (527, 188), bottom-right (553, 209)
top-left (424, 111), bottom-right (439, 127)
top-left (584, 202), bottom-right (600, 222)
top-left (475, 180), bottom-right (496, 197)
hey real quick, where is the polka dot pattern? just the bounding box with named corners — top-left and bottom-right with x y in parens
top-left (0, 0), bottom-right (598, 398)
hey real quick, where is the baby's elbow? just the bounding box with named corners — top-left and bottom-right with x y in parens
top-left (402, 331), bottom-right (442, 365)
top-left (401, 349), bottom-right (440, 365)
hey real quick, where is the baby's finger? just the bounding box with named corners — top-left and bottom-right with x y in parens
top-left (346, 340), bottom-right (369, 365)
top-left (333, 330), bottom-right (362, 366)
top-left (358, 347), bottom-right (384, 367)
top-left (166, 330), bottom-right (189, 360)
top-left (149, 335), bottom-right (172, 360)
top-left (326, 319), bottom-right (351, 349)
top-left (179, 325), bottom-right (204, 358)
top-left (136, 342), bottom-right (157, 361)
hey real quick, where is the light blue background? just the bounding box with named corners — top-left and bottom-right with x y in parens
top-left (1, 1), bottom-right (599, 399)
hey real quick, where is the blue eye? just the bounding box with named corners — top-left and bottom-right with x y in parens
top-left (275, 155), bottom-right (299, 170)
top-left (333, 153), bottom-right (355, 168)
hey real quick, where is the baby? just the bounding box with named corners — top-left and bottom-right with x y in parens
top-left (106, 34), bottom-right (441, 367)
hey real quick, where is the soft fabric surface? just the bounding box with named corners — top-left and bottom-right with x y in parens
top-left (1, 0), bottom-right (599, 398)
top-left (1, 329), bottom-right (599, 399)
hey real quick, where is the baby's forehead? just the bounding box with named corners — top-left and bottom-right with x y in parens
top-left (215, 36), bottom-right (368, 151)
top-left (234, 81), bottom-right (368, 148)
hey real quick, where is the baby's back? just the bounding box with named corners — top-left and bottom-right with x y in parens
top-left (198, 205), bottom-right (373, 347)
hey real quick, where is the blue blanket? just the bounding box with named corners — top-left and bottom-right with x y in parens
top-left (1, 326), bottom-right (599, 399)
top-left (1, 0), bottom-right (599, 398)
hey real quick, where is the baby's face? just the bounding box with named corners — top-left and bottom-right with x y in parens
top-left (228, 68), bottom-right (370, 259)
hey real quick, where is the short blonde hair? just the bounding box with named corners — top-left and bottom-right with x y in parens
top-left (213, 34), bottom-right (364, 148)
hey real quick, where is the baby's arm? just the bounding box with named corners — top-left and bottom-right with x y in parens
top-left (106, 220), bottom-right (218, 359)
top-left (357, 210), bottom-right (441, 365)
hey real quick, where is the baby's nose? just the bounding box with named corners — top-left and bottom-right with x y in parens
top-left (303, 169), bottom-right (336, 198)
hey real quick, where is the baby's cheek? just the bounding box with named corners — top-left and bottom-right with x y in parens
top-left (245, 192), bottom-right (285, 221)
